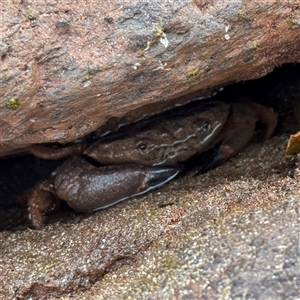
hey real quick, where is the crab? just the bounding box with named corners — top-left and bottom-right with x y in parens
top-left (20, 99), bottom-right (278, 228)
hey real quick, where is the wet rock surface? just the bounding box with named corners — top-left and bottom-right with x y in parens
top-left (1, 0), bottom-right (300, 153)
top-left (0, 136), bottom-right (299, 299)
top-left (0, 64), bottom-right (299, 299)
top-left (76, 148), bottom-right (299, 300)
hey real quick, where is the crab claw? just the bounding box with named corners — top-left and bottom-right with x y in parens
top-left (54, 157), bottom-right (180, 213)
top-left (139, 166), bottom-right (180, 193)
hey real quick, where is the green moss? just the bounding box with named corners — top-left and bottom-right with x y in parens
top-left (187, 67), bottom-right (200, 78)
top-left (26, 9), bottom-right (36, 20)
top-left (287, 19), bottom-right (299, 28)
top-left (6, 98), bottom-right (20, 110)
top-left (84, 72), bottom-right (93, 81)
top-left (237, 12), bottom-right (246, 20)
top-left (144, 24), bottom-right (167, 51)
top-left (155, 25), bottom-right (164, 38)
top-left (252, 41), bottom-right (261, 49)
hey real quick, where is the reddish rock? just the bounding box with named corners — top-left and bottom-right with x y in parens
top-left (1, 0), bottom-right (299, 153)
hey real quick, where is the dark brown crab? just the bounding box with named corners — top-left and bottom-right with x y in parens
top-left (84, 100), bottom-right (278, 171)
top-left (21, 99), bottom-right (278, 228)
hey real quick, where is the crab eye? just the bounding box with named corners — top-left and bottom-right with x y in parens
top-left (138, 143), bottom-right (147, 151)
top-left (202, 122), bottom-right (209, 129)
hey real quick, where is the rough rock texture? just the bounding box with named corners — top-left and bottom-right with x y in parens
top-left (76, 153), bottom-right (300, 300)
top-left (1, 61), bottom-right (300, 297)
top-left (1, 0), bottom-right (300, 153)
top-left (0, 136), bottom-right (299, 299)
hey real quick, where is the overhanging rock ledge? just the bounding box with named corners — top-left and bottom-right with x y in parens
top-left (1, 0), bottom-right (299, 153)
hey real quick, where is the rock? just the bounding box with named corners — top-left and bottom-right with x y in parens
top-left (0, 135), bottom-right (299, 299)
top-left (0, 63), bottom-right (299, 299)
top-left (1, 0), bottom-right (300, 153)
